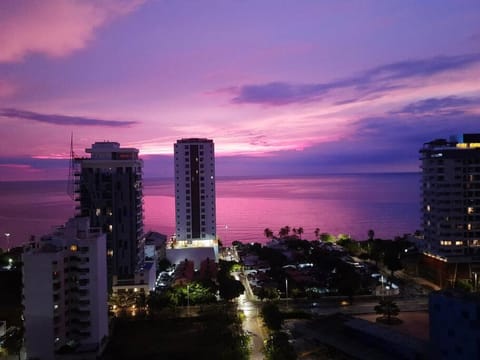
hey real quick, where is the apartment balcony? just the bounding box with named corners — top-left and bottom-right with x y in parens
top-left (78, 289), bottom-right (89, 297)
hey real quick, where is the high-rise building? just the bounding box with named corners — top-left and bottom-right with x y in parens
top-left (429, 290), bottom-right (480, 359)
top-left (419, 133), bottom-right (480, 285)
top-left (174, 138), bottom-right (216, 242)
top-left (23, 217), bottom-right (108, 359)
top-left (75, 142), bottom-right (144, 281)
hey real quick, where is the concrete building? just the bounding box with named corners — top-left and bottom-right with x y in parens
top-left (22, 217), bottom-right (108, 359)
top-left (168, 139), bottom-right (218, 267)
top-left (174, 138), bottom-right (216, 242)
top-left (419, 134), bottom-right (480, 286)
top-left (74, 142), bottom-right (144, 283)
top-left (429, 290), bottom-right (480, 359)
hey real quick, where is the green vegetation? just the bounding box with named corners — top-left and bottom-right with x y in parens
top-left (103, 306), bottom-right (249, 359)
top-left (261, 302), bottom-right (283, 331)
top-left (260, 303), bottom-right (297, 360)
top-left (374, 299), bottom-right (401, 324)
top-left (264, 331), bottom-right (297, 360)
top-left (218, 260), bottom-right (245, 301)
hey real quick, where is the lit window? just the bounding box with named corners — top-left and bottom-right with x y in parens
top-left (96, 208), bottom-right (101, 216)
top-left (468, 224), bottom-right (472, 231)
top-left (456, 241), bottom-right (463, 246)
top-left (426, 205), bottom-right (431, 212)
top-left (54, 304), bottom-right (59, 309)
top-left (70, 244), bottom-right (78, 252)
top-left (109, 225), bottom-right (113, 232)
top-left (468, 207), bottom-right (474, 214)
top-left (107, 249), bottom-right (114, 257)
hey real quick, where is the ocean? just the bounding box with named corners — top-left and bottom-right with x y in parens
top-left (0, 173), bottom-right (420, 248)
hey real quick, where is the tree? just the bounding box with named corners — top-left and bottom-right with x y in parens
top-left (257, 286), bottom-right (280, 301)
top-left (278, 226), bottom-right (291, 238)
top-left (264, 228), bottom-right (274, 239)
top-left (320, 233), bottom-right (336, 243)
top-left (314, 228), bottom-right (320, 240)
top-left (264, 331), bottom-right (296, 360)
top-left (370, 239), bottom-right (384, 266)
top-left (219, 277), bottom-right (245, 301)
top-left (297, 227), bottom-right (304, 239)
top-left (374, 299), bottom-right (400, 324)
top-left (334, 262), bottom-right (361, 303)
top-left (368, 229), bottom-right (375, 241)
top-left (384, 241), bottom-right (404, 277)
top-left (261, 303), bottom-right (283, 331)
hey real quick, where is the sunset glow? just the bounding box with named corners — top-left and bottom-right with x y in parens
top-left (0, 1), bottom-right (479, 180)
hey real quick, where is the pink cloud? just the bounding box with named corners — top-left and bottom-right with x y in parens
top-left (0, 0), bottom-right (144, 63)
top-left (0, 80), bottom-right (17, 97)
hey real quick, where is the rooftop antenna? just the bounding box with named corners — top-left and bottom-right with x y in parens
top-left (67, 133), bottom-right (76, 200)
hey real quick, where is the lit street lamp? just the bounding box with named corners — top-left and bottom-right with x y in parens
top-left (285, 278), bottom-right (289, 310)
top-left (4, 233), bottom-right (10, 252)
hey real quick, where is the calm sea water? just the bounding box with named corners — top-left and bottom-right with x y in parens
top-left (0, 173), bottom-right (420, 248)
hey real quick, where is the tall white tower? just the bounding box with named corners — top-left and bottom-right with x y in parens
top-left (174, 138), bottom-right (216, 242)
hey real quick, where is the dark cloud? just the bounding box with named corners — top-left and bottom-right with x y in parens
top-left (0, 156), bottom-right (69, 170)
top-left (352, 112), bottom-right (479, 149)
top-left (392, 96), bottom-right (478, 116)
top-left (231, 52), bottom-right (480, 105)
top-left (0, 108), bottom-right (137, 127)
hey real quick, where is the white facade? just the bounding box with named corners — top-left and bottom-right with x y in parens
top-left (420, 134), bottom-right (480, 261)
top-left (174, 138), bottom-right (216, 242)
top-left (23, 217), bottom-right (108, 359)
top-left (75, 141), bottom-right (144, 281)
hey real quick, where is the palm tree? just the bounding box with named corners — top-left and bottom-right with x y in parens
top-left (297, 227), bottom-right (304, 239)
top-left (279, 226), bottom-right (291, 238)
top-left (264, 228), bottom-right (274, 239)
top-left (314, 228), bottom-right (320, 240)
top-left (374, 299), bottom-right (400, 323)
top-left (285, 226), bottom-right (291, 236)
top-left (292, 228), bottom-right (298, 237)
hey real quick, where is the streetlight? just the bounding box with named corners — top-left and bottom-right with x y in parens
top-left (473, 272), bottom-right (478, 292)
top-left (285, 278), bottom-right (289, 310)
top-left (187, 284), bottom-right (190, 316)
top-left (4, 233), bottom-right (10, 252)
top-left (380, 275), bottom-right (385, 300)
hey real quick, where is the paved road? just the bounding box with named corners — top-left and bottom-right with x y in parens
top-left (236, 272), bottom-right (267, 360)
top-left (278, 297), bottom-right (428, 316)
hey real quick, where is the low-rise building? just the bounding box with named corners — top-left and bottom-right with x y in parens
top-left (23, 217), bottom-right (108, 359)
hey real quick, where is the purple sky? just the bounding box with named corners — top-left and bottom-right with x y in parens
top-left (0, 0), bottom-right (479, 180)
